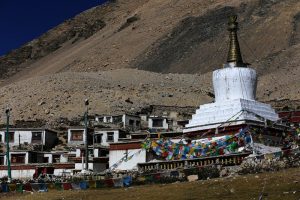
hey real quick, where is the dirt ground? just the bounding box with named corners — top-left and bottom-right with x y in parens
top-left (3, 167), bottom-right (300, 200)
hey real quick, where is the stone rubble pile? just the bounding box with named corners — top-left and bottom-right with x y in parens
top-left (238, 157), bottom-right (286, 174)
top-left (221, 150), bottom-right (300, 176)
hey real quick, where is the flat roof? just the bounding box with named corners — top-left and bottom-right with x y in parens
top-left (94, 128), bottom-right (123, 131)
top-left (109, 140), bottom-right (144, 145)
top-left (130, 131), bottom-right (183, 135)
top-left (70, 144), bottom-right (109, 149)
top-left (95, 113), bottom-right (140, 118)
top-left (0, 128), bottom-right (57, 133)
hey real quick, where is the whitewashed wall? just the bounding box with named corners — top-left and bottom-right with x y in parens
top-left (0, 169), bottom-right (35, 179)
top-left (60, 154), bottom-right (68, 163)
top-left (148, 118), bottom-right (168, 129)
top-left (213, 67), bottom-right (257, 102)
top-left (74, 162), bottom-right (106, 173)
top-left (0, 168), bottom-right (73, 179)
top-left (67, 129), bottom-right (86, 145)
top-left (44, 153), bottom-right (53, 163)
top-left (109, 149), bottom-right (146, 171)
top-left (4, 152), bottom-right (29, 165)
top-left (0, 130), bottom-right (46, 146)
top-left (94, 149), bottom-right (99, 157)
top-left (75, 162), bottom-right (93, 171)
top-left (53, 169), bottom-right (72, 177)
top-left (94, 130), bottom-right (119, 147)
top-left (75, 149), bottom-right (81, 157)
top-left (122, 115), bottom-right (141, 130)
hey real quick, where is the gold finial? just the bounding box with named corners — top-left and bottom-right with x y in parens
top-left (226, 15), bottom-right (246, 67)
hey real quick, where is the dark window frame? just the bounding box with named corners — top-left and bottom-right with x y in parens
top-left (11, 154), bottom-right (26, 164)
top-left (129, 119), bottom-right (134, 126)
top-left (107, 132), bottom-right (114, 142)
top-left (94, 134), bottom-right (103, 144)
top-left (53, 155), bottom-right (60, 163)
top-left (0, 156), bottom-right (4, 165)
top-left (32, 131), bottom-right (42, 143)
top-left (106, 117), bottom-right (112, 122)
top-left (70, 130), bottom-right (84, 141)
top-left (5, 132), bottom-right (14, 143)
top-left (152, 119), bottom-right (164, 127)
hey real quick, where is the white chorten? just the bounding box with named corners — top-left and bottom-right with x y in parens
top-left (183, 15), bottom-right (279, 133)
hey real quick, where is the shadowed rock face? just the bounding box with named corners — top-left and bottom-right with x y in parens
top-left (290, 12), bottom-right (300, 45)
top-left (132, 6), bottom-right (235, 74)
top-left (131, 0), bottom-right (296, 74)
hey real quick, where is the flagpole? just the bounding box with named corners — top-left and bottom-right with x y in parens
top-left (5, 108), bottom-right (12, 182)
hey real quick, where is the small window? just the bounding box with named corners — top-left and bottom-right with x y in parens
top-left (106, 117), bottom-right (112, 122)
top-left (5, 132), bottom-right (14, 143)
top-left (97, 117), bottom-right (104, 122)
top-left (32, 132), bottom-right (42, 143)
top-left (53, 155), bottom-right (60, 163)
top-left (11, 154), bottom-right (26, 164)
top-left (152, 119), bottom-right (163, 127)
top-left (71, 130), bottom-right (84, 141)
top-left (113, 116), bottom-right (122, 123)
top-left (129, 119), bottom-right (134, 126)
top-left (136, 120), bottom-right (140, 127)
top-left (88, 149), bottom-right (93, 157)
top-left (107, 132), bottom-right (114, 142)
top-left (94, 134), bottom-right (102, 144)
top-left (99, 149), bottom-right (108, 157)
top-left (80, 150), bottom-right (93, 157)
top-left (119, 131), bottom-right (127, 139)
top-left (0, 156), bottom-right (4, 165)
top-left (43, 157), bottom-right (49, 163)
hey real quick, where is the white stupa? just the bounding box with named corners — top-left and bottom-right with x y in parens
top-left (183, 15), bottom-right (279, 133)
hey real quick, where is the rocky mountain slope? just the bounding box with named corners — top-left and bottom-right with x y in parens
top-left (0, 0), bottom-right (299, 125)
top-left (0, 69), bottom-right (212, 126)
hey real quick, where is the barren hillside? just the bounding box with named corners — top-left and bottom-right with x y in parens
top-left (0, 0), bottom-right (299, 125)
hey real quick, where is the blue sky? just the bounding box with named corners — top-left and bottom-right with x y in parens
top-left (0, 0), bottom-right (107, 56)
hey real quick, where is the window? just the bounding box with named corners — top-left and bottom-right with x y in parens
top-left (53, 155), bottom-right (60, 163)
top-left (98, 149), bottom-right (108, 157)
top-left (152, 119), bottom-right (163, 127)
top-left (88, 149), bottom-right (93, 157)
top-left (119, 131), bottom-right (127, 139)
top-left (5, 132), bottom-right (14, 143)
top-left (107, 132), bottom-right (114, 142)
top-left (106, 117), bottom-right (112, 123)
top-left (129, 119), bottom-right (134, 126)
top-left (177, 120), bottom-right (189, 127)
top-left (43, 157), bottom-right (49, 163)
top-left (32, 131), bottom-right (42, 143)
top-left (80, 150), bottom-right (85, 157)
top-left (113, 116), bottom-right (122, 123)
top-left (97, 117), bottom-right (104, 122)
top-left (11, 154), bottom-right (26, 164)
top-left (71, 130), bottom-right (84, 141)
top-left (136, 120), bottom-right (140, 127)
top-left (94, 134), bottom-right (102, 144)
top-left (80, 149), bottom-right (93, 157)
top-left (0, 156), bottom-right (4, 165)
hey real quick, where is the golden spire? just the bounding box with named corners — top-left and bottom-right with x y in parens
top-left (226, 15), bottom-right (246, 67)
